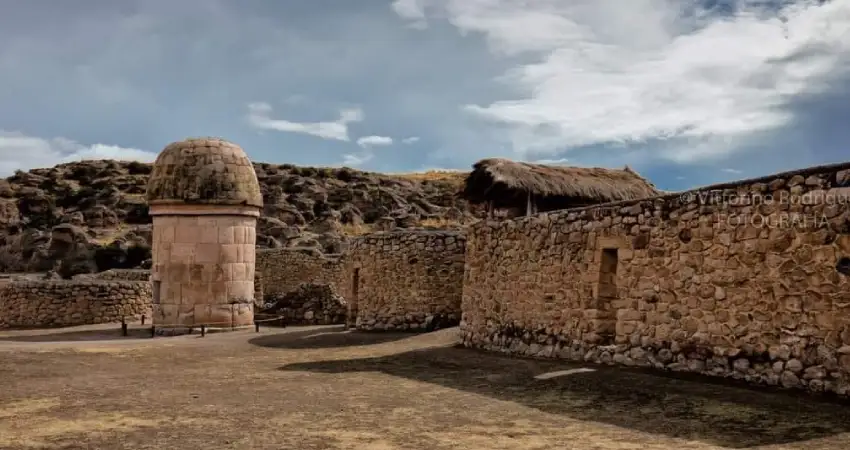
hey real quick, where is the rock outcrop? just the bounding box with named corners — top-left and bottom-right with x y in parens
top-left (0, 160), bottom-right (476, 276)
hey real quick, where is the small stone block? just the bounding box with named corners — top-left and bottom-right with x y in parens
top-left (194, 243), bottom-right (220, 264)
top-left (236, 227), bottom-right (248, 244)
top-left (231, 263), bottom-right (247, 282)
top-left (159, 225), bottom-right (176, 243)
top-left (174, 226), bottom-right (199, 244)
top-left (220, 244), bottom-right (239, 263)
top-left (218, 227), bottom-right (235, 244)
top-left (198, 226), bottom-right (219, 244)
top-left (209, 305), bottom-right (234, 327)
top-left (193, 305), bottom-right (212, 325)
top-left (233, 303), bottom-right (254, 327)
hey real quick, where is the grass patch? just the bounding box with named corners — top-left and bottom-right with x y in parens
top-left (417, 218), bottom-right (469, 228)
top-left (339, 218), bottom-right (471, 236)
top-left (90, 224), bottom-right (129, 245)
top-left (339, 223), bottom-right (375, 236)
top-left (391, 170), bottom-right (467, 183)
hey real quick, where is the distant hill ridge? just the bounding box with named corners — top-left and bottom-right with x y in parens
top-left (0, 159), bottom-right (480, 277)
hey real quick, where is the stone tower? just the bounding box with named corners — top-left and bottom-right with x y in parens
top-left (146, 137), bottom-right (263, 334)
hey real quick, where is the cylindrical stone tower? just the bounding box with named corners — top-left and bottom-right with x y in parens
top-left (146, 137), bottom-right (263, 334)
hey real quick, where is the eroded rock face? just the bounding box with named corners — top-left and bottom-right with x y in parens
top-left (461, 164), bottom-right (850, 396)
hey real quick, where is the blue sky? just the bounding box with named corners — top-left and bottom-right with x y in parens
top-left (0, 0), bottom-right (848, 191)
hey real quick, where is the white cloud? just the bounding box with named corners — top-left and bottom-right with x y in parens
top-left (392, 0), bottom-right (430, 29)
top-left (344, 135), bottom-right (394, 167)
top-left (722, 168), bottom-right (743, 174)
top-left (401, 136), bottom-right (420, 144)
top-left (341, 152), bottom-right (373, 167)
top-left (246, 102), bottom-right (364, 141)
top-left (0, 131), bottom-right (155, 176)
top-left (356, 135), bottom-right (394, 148)
top-left (394, 0), bottom-right (850, 163)
top-left (532, 157), bottom-right (570, 165)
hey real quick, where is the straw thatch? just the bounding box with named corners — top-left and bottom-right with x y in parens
top-left (461, 158), bottom-right (661, 211)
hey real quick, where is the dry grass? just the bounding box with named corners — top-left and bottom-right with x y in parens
top-left (339, 222), bottom-right (375, 236)
top-left (2, 325), bottom-right (850, 449)
top-left (121, 193), bottom-right (146, 201)
top-left (391, 170), bottom-right (467, 183)
top-left (463, 158), bottom-right (660, 204)
top-left (417, 217), bottom-right (470, 228)
top-left (339, 218), bottom-right (470, 237)
top-left (90, 224), bottom-right (129, 245)
top-left (0, 396), bottom-right (167, 448)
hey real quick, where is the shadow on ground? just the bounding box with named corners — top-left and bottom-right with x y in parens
top-left (249, 326), bottom-right (413, 349)
top-left (0, 326), bottom-right (154, 342)
top-left (279, 343), bottom-right (850, 448)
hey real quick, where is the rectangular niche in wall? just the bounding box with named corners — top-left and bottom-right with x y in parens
top-left (598, 248), bottom-right (619, 300)
top-left (594, 248), bottom-right (619, 344)
top-left (352, 268), bottom-right (360, 302)
top-left (152, 280), bottom-right (161, 304)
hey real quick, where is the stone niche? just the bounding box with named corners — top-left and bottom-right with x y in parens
top-left (461, 163), bottom-right (850, 396)
top-left (145, 137), bottom-right (263, 334)
top-left (341, 229), bottom-right (466, 331)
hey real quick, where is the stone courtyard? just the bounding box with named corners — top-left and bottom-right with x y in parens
top-left (2, 323), bottom-right (850, 450)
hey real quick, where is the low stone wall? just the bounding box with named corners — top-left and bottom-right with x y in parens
top-left (84, 269), bottom-right (151, 281)
top-left (343, 230), bottom-right (466, 331)
top-left (261, 283), bottom-right (347, 325)
top-left (0, 280), bottom-right (151, 328)
top-left (255, 248), bottom-right (345, 324)
top-left (255, 248), bottom-right (344, 301)
top-left (254, 273), bottom-right (264, 308)
top-left (462, 162), bottom-right (850, 396)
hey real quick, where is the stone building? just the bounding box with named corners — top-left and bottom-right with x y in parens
top-left (461, 161), bottom-right (850, 395)
top-left (146, 137), bottom-right (263, 334)
top-left (460, 158), bottom-right (661, 218)
top-left (341, 230), bottom-right (466, 331)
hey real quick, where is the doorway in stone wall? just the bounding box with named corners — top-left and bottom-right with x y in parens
top-left (595, 248), bottom-right (618, 344)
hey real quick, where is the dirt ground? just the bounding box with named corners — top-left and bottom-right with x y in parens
top-left (2, 324), bottom-right (850, 450)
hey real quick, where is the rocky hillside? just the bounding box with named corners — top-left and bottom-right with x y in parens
top-left (0, 160), bottom-right (479, 278)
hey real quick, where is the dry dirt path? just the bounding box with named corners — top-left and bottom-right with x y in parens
top-left (1, 324), bottom-right (850, 449)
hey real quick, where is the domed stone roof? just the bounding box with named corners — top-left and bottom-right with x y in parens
top-left (146, 137), bottom-right (263, 208)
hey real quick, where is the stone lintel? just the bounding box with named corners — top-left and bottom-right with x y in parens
top-left (149, 204), bottom-right (260, 217)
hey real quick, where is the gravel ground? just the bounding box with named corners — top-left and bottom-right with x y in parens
top-left (1, 323), bottom-right (850, 449)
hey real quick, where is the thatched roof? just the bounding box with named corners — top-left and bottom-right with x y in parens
top-left (461, 158), bottom-right (661, 206)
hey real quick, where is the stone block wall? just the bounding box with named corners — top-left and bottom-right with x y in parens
top-left (254, 273), bottom-right (263, 308)
top-left (85, 269), bottom-right (151, 281)
top-left (461, 162), bottom-right (850, 395)
top-left (262, 283), bottom-right (347, 325)
top-left (342, 230), bottom-right (466, 331)
top-left (255, 248), bottom-right (344, 300)
top-left (255, 248), bottom-right (345, 324)
top-left (0, 280), bottom-right (151, 328)
top-left (150, 214), bottom-right (256, 331)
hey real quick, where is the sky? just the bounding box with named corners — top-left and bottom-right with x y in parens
top-left (0, 0), bottom-right (848, 190)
